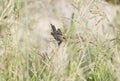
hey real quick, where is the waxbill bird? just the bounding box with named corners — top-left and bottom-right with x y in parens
top-left (50, 24), bottom-right (65, 45)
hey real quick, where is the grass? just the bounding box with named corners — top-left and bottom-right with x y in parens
top-left (0, 0), bottom-right (120, 81)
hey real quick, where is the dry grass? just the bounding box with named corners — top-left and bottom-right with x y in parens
top-left (0, 0), bottom-right (120, 81)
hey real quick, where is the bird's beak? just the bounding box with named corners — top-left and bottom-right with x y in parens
top-left (61, 37), bottom-right (65, 41)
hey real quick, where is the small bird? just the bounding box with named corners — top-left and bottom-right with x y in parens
top-left (50, 24), bottom-right (65, 45)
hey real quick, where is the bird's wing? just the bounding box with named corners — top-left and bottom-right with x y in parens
top-left (50, 24), bottom-right (56, 31)
top-left (57, 29), bottom-right (62, 35)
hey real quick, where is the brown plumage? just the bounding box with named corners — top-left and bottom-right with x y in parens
top-left (51, 24), bottom-right (65, 45)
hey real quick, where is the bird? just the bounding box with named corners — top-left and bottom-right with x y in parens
top-left (50, 24), bottom-right (65, 45)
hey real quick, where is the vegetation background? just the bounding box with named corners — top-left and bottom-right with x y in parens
top-left (0, 0), bottom-right (120, 81)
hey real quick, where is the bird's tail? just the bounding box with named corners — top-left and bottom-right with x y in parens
top-left (50, 24), bottom-right (56, 31)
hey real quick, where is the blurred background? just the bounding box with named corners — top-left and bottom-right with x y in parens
top-left (0, 0), bottom-right (120, 81)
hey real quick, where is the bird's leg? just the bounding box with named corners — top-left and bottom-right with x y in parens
top-left (58, 41), bottom-right (62, 45)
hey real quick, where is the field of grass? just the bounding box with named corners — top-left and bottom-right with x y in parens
top-left (0, 0), bottom-right (120, 81)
